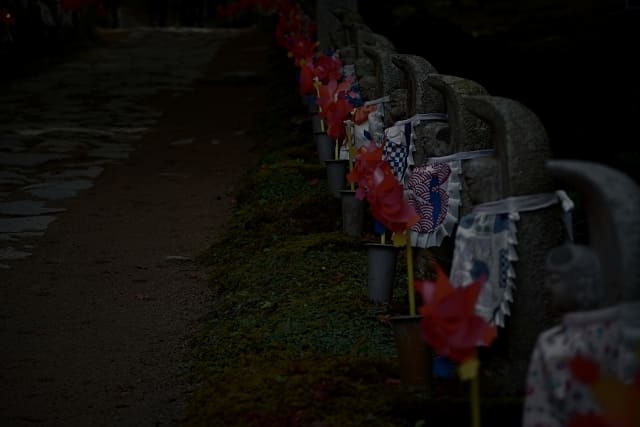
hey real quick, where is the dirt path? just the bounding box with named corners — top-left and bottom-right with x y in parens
top-left (1, 27), bottom-right (270, 426)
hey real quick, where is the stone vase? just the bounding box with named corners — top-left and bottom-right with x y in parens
top-left (339, 189), bottom-right (364, 237)
top-left (365, 243), bottom-right (398, 303)
top-left (325, 159), bottom-right (348, 198)
top-left (390, 314), bottom-right (432, 391)
top-left (315, 133), bottom-right (334, 165)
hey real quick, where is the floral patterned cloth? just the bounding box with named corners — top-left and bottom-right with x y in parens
top-left (522, 303), bottom-right (640, 427)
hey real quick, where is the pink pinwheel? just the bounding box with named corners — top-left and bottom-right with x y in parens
top-left (313, 55), bottom-right (342, 83)
top-left (298, 54), bottom-right (342, 96)
top-left (315, 79), bottom-right (349, 112)
top-left (315, 79), bottom-right (353, 140)
top-left (415, 263), bottom-right (497, 363)
top-left (347, 142), bottom-right (385, 200)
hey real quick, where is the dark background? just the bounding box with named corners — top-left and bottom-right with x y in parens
top-left (2, 0), bottom-right (639, 182)
top-left (359, 0), bottom-right (640, 183)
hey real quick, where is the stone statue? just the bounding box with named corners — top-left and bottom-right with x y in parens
top-left (522, 160), bottom-right (640, 427)
top-left (451, 96), bottom-right (566, 397)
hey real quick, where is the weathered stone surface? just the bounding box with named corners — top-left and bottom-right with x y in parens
top-left (355, 56), bottom-right (375, 81)
top-left (169, 138), bottom-right (194, 147)
top-left (337, 46), bottom-right (357, 65)
top-left (0, 171), bottom-right (30, 185)
top-left (0, 216), bottom-right (57, 233)
top-left (330, 8), bottom-right (367, 49)
top-left (0, 153), bottom-right (69, 167)
top-left (88, 145), bottom-right (132, 160)
top-left (388, 88), bottom-right (409, 124)
top-left (427, 75), bottom-right (492, 215)
top-left (316, 0), bottom-right (358, 51)
top-left (412, 123), bottom-right (450, 167)
top-left (33, 137), bottom-right (91, 153)
top-left (391, 55), bottom-right (445, 116)
top-left (428, 74), bottom-right (491, 154)
top-left (355, 30), bottom-right (394, 57)
top-left (362, 47), bottom-right (405, 99)
top-left (0, 200), bottom-right (66, 216)
top-left (0, 247), bottom-right (32, 260)
top-left (41, 166), bottom-right (104, 180)
top-left (0, 136), bottom-right (26, 152)
top-left (23, 180), bottom-right (94, 200)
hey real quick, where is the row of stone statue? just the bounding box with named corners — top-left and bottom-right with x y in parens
top-left (320, 6), bottom-right (640, 424)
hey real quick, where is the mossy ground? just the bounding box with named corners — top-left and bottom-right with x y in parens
top-left (184, 30), bottom-right (524, 427)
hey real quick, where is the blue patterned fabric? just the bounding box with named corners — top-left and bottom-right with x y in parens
top-left (449, 211), bottom-right (519, 327)
top-left (382, 122), bottom-right (412, 182)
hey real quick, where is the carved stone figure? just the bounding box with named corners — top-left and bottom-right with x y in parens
top-left (522, 160), bottom-right (640, 427)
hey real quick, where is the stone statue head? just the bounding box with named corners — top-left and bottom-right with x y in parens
top-left (545, 243), bottom-right (604, 313)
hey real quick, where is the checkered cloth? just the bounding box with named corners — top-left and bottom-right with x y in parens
top-left (383, 122), bottom-right (412, 182)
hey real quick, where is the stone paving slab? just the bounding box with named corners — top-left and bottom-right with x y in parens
top-left (22, 180), bottom-right (94, 200)
top-left (0, 27), bottom-right (239, 268)
top-left (0, 216), bottom-right (57, 233)
top-left (0, 200), bottom-right (66, 216)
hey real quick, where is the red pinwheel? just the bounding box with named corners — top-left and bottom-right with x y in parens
top-left (322, 96), bottom-right (353, 140)
top-left (414, 263), bottom-right (497, 363)
top-left (275, 2), bottom-right (314, 52)
top-left (287, 33), bottom-right (317, 67)
top-left (352, 105), bottom-right (377, 125)
top-left (298, 61), bottom-right (316, 95)
top-left (347, 142), bottom-right (419, 233)
top-left (297, 54), bottom-right (343, 97)
top-left (366, 163), bottom-right (420, 233)
top-left (316, 79), bottom-right (353, 141)
top-left (568, 355), bottom-right (640, 427)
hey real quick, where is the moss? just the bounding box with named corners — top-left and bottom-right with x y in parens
top-left (187, 354), bottom-right (404, 427)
